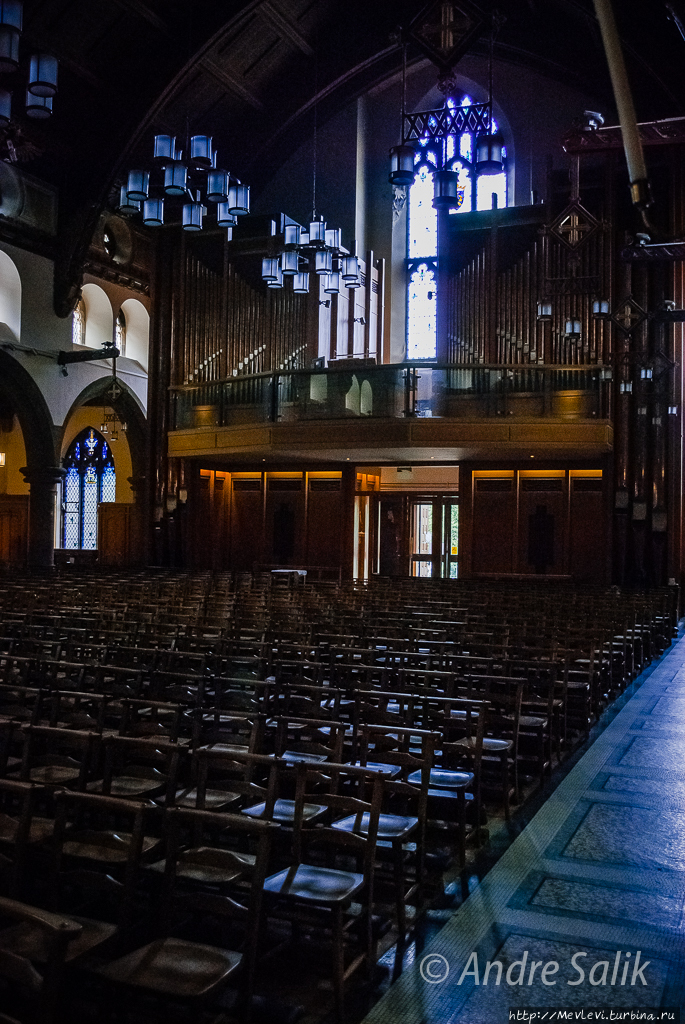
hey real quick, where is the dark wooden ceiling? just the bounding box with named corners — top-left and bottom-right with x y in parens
top-left (7, 0), bottom-right (685, 308)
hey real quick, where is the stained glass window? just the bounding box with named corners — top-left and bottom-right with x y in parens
top-left (61, 428), bottom-right (116, 550)
top-left (406, 94), bottom-right (508, 360)
top-left (115, 309), bottom-right (126, 356)
top-left (72, 300), bottom-right (85, 346)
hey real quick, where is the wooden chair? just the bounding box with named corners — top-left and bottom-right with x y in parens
top-left (96, 809), bottom-right (277, 1017)
top-left (262, 762), bottom-right (384, 1022)
top-left (0, 896), bottom-right (82, 1024)
top-left (335, 723), bottom-right (436, 940)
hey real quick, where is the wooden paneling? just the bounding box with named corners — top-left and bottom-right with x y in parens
top-left (471, 476), bottom-right (515, 574)
top-left (307, 477), bottom-right (344, 567)
top-left (98, 504), bottom-right (140, 566)
top-left (569, 477), bottom-right (606, 582)
top-left (230, 477), bottom-right (264, 571)
top-left (0, 495), bottom-right (28, 565)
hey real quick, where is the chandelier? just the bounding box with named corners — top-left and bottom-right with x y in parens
top-left (0, 1), bottom-right (59, 124)
top-left (117, 133), bottom-right (249, 236)
top-left (261, 218), bottom-right (360, 294)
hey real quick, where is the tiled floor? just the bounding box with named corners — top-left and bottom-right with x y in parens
top-left (363, 633), bottom-right (685, 1024)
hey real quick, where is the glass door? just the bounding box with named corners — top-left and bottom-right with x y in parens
top-left (411, 502), bottom-right (434, 576)
top-left (410, 499), bottom-right (459, 578)
top-left (442, 501), bottom-right (459, 578)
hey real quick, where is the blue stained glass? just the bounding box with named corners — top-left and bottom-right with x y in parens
top-left (63, 466), bottom-right (80, 549)
top-left (101, 464), bottom-right (116, 503)
top-left (460, 132), bottom-right (472, 161)
top-left (74, 443), bottom-right (80, 460)
top-left (408, 165), bottom-right (437, 259)
top-left (84, 430), bottom-right (98, 456)
top-left (407, 263), bottom-right (437, 360)
top-left (102, 442), bottom-right (108, 458)
top-left (82, 466), bottom-right (98, 550)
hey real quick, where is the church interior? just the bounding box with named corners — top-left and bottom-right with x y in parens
top-left (1, 1), bottom-right (685, 1022)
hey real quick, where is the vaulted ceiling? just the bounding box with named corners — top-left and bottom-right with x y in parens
top-left (8, 0), bottom-right (685, 309)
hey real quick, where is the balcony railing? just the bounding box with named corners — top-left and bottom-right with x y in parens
top-left (169, 363), bottom-right (613, 431)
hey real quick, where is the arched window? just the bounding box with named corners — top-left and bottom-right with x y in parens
top-left (72, 299), bottom-right (85, 346)
top-left (115, 309), bottom-right (126, 355)
top-left (62, 428), bottom-right (116, 550)
top-left (407, 94), bottom-right (508, 360)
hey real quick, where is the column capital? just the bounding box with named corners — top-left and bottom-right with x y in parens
top-left (20, 466), bottom-right (66, 488)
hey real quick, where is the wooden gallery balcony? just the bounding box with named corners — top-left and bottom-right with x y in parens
top-left (167, 363), bottom-right (614, 464)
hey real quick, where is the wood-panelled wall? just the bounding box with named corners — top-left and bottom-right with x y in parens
top-left (462, 468), bottom-right (609, 582)
top-left (0, 495), bottom-right (28, 565)
top-left (190, 470), bottom-right (347, 573)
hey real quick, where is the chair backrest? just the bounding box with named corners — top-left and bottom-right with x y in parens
top-left (0, 895), bottom-right (82, 1024)
top-left (19, 725), bottom-right (100, 791)
top-left (100, 734), bottom-right (186, 807)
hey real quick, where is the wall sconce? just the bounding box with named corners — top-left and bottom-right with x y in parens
top-left (640, 367), bottom-right (653, 379)
top-left (0, 452), bottom-right (4, 466)
top-left (536, 301), bottom-right (552, 323)
top-left (669, 406), bottom-right (679, 415)
top-left (178, 487), bottom-right (188, 503)
top-left (592, 299), bottom-right (611, 320)
top-left (620, 381), bottom-right (633, 393)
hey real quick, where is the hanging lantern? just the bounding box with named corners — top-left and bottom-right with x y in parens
top-left (126, 169), bottom-right (150, 202)
top-left (228, 184), bottom-right (250, 215)
top-left (118, 186), bottom-right (140, 216)
top-left (346, 275), bottom-right (361, 290)
top-left (309, 219), bottom-right (326, 242)
top-left (153, 135), bottom-right (176, 162)
top-left (284, 224), bottom-right (300, 245)
top-left (182, 201), bottom-right (204, 231)
top-left (164, 161), bottom-right (188, 196)
top-left (143, 198), bottom-right (164, 227)
top-left (315, 250), bottom-right (332, 276)
top-left (25, 90), bottom-right (51, 119)
top-left (267, 266), bottom-right (284, 289)
top-left (190, 135), bottom-right (213, 167)
top-left (28, 53), bottom-right (58, 97)
top-left (536, 301), bottom-right (553, 323)
top-left (475, 130), bottom-right (504, 175)
top-left (0, 0), bottom-right (22, 74)
top-left (262, 257), bottom-right (280, 282)
top-left (293, 272), bottom-right (310, 294)
top-left (206, 170), bottom-right (229, 203)
top-left (0, 88), bottom-right (10, 126)
top-left (216, 203), bottom-right (237, 228)
top-left (325, 227), bottom-right (341, 249)
top-left (324, 272), bottom-right (341, 294)
top-left (341, 256), bottom-right (359, 282)
top-left (281, 251), bottom-right (299, 276)
top-left (592, 299), bottom-right (611, 320)
top-left (389, 144), bottom-right (416, 186)
top-left (433, 169), bottom-right (460, 210)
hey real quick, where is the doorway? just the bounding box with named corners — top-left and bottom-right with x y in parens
top-left (410, 498), bottom-right (459, 578)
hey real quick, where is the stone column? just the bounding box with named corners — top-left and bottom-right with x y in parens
top-left (20, 467), bottom-right (65, 569)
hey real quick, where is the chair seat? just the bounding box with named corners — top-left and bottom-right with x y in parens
top-left (346, 761), bottom-right (402, 778)
top-left (197, 742), bottom-right (250, 756)
top-left (241, 798), bottom-right (326, 824)
top-left (454, 736), bottom-right (512, 752)
top-left (407, 768), bottom-right (473, 789)
top-left (97, 937), bottom-right (242, 997)
top-left (28, 765), bottom-right (81, 785)
top-left (517, 715), bottom-right (547, 728)
top-left (147, 845), bottom-right (255, 884)
top-left (0, 813), bottom-right (53, 844)
top-left (63, 829), bottom-right (160, 863)
top-left (263, 863), bottom-right (364, 903)
top-left (0, 915), bottom-right (116, 964)
top-left (174, 787), bottom-right (240, 810)
top-left (332, 812), bottom-right (417, 840)
top-left (88, 776), bottom-right (165, 798)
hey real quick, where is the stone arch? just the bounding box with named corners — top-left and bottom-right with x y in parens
top-left (120, 297), bottom-right (149, 370)
top-left (0, 249), bottom-right (22, 341)
top-left (0, 350), bottom-right (56, 471)
top-left (81, 282), bottom-right (113, 349)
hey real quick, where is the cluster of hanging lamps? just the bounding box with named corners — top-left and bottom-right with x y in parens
top-left (261, 218), bottom-right (359, 294)
top-left (0, 2), bottom-right (58, 125)
top-left (118, 133), bottom-right (249, 236)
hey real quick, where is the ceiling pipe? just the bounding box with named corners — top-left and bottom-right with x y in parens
top-left (592, 0), bottom-right (655, 233)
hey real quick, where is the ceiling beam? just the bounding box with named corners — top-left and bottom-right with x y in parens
top-left (259, 1), bottom-right (314, 56)
top-left (200, 58), bottom-right (265, 111)
top-left (107, 0), bottom-right (172, 36)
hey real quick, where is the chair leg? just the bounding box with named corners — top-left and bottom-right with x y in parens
top-left (501, 754), bottom-right (510, 821)
top-left (457, 789), bottom-right (466, 868)
top-left (332, 904), bottom-right (345, 1024)
top-left (393, 841), bottom-right (407, 939)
